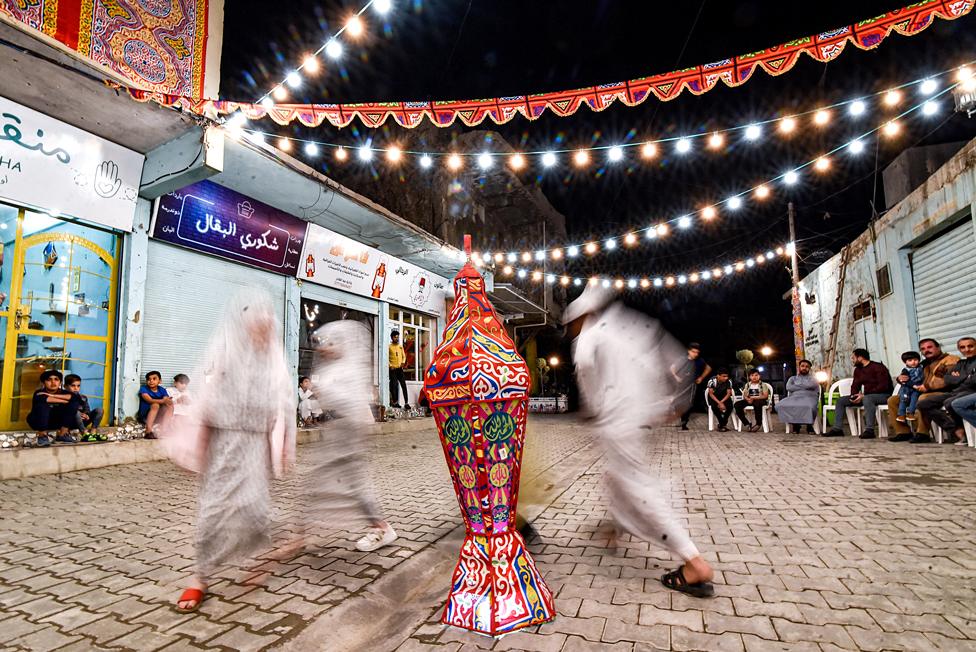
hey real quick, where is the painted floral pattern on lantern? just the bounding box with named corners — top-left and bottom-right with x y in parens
top-left (123, 39), bottom-right (167, 82)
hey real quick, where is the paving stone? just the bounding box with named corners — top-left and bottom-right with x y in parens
top-left (38, 605), bottom-right (105, 631)
top-left (703, 612), bottom-right (777, 639)
top-left (770, 619), bottom-right (857, 649)
top-left (0, 614), bottom-right (45, 644)
top-left (106, 625), bottom-right (186, 651)
top-left (671, 627), bottom-right (744, 651)
top-left (207, 625), bottom-right (279, 652)
top-left (560, 635), bottom-right (633, 652)
top-left (601, 618), bottom-right (669, 648)
top-left (741, 634), bottom-right (821, 651)
top-left (6, 627), bottom-right (82, 652)
top-left (493, 631), bottom-right (567, 651)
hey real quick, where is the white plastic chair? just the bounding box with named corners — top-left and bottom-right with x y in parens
top-left (822, 378), bottom-right (853, 433)
top-left (707, 396), bottom-right (740, 431)
top-left (783, 387), bottom-right (823, 434)
top-left (930, 421), bottom-right (944, 444)
top-left (964, 422), bottom-right (976, 447)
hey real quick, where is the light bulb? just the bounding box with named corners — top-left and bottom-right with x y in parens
top-left (325, 39), bottom-right (343, 59)
top-left (675, 138), bottom-right (692, 154)
top-left (779, 116), bottom-right (797, 133)
top-left (641, 142), bottom-right (658, 158)
top-left (386, 146), bottom-right (402, 163)
top-left (701, 206), bottom-right (717, 220)
top-left (419, 154), bottom-right (433, 168)
top-left (373, 0), bottom-right (392, 13)
top-left (727, 196), bottom-right (742, 209)
top-left (848, 100), bottom-right (866, 116)
top-left (848, 139), bottom-right (865, 155)
top-left (285, 72), bottom-right (302, 88)
top-left (627, 279), bottom-right (637, 289)
top-left (278, 138), bottom-right (292, 151)
top-left (272, 85), bottom-right (288, 101)
top-left (608, 146), bottom-right (624, 162)
top-left (920, 78), bottom-right (937, 94)
top-left (814, 156), bottom-right (830, 172)
top-left (922, 100), bottom-right (939, 116)
top-left (521, 252), bottom-right (532, 263)
top-left (335, 147), bottom-right (348, 161)
top-left (884, 89), bottom-right (902, 106)
top-left (624, 233), bottom-right (637, 246)
top-left (573, 278), bottom-right (582, 286)
top-left (358, 145), bottom-right (373, 161)
top-left (567, 245), bottom-right (579, 257)
top-left (755, 184), bottom-right (770, 199)
top-left (260, 97), bottom-right (274, 109)
top-left (744, 124), bottom-right (761, 141)
top-left (654, 278), bottom-right (663, 287)
top-left (783, 170), bottom-right (799, 185)
top-left (509, 153), bottom-right (526, 170)
top-left (346, 15), bottom-right (365, 37)
top-left (447, 153), bottom-right (463, 170)
top-left (541, 152), bottom-right (557, 167)
top-left (303, 55), bottom-right (320, 74)
top-left (656, 223), bottom-right (669, 236)
top-left (585, 242), bottom-right (597, 255)
top-left (708, 132), bottom-right (724, 148)
top-left (478, 152), bottom-right (493, 169)
top-left (551, 248), bottom-right (563, 260)
top-left (573, 150), bottom-right (590, 167)
top-left (813, 109), bottom-right (830, 126)
top-left (882, 121), bottom-right (900, 137)
top-left (507, 253), bottom-right (517, 263)
top-left (605, 238), bottom-right (617, 250)
top-left (678, 215), bottom-right (693, 228)
top-left (517, 269), bottom-right (527, 279)
top-left (535, 250), bottom-right (545, 261)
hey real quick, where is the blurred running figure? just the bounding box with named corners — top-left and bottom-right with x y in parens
top-left (309, 320), bottom-right (397, 552)
top-left (173, 291), bottom-right (296, 612)
top-left (564, 285), bottom-right (715, 598)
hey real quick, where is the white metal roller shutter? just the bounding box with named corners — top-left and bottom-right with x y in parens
top-left (141, 241), bottom-right (287, 384)
top-left (912, 220), bottom-right (976, 348)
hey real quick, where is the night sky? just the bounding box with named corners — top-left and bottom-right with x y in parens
top-left (220, 1), bottom-right (976, 367)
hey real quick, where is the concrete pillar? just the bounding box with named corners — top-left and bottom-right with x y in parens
top-left (284, 278), bottom-right (301, 381)
top-left (115, 199), bottom-right (151, 422)
top-left (378, 302), bottom-right (390, 407)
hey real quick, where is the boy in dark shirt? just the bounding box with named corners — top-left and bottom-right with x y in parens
top-left (706, 368), bottom-right (734, 432)
top-left (138, 370), bottom-right (172, 439)
top-left (64, 374), bottom-right (106, 442)
top-left (26, 370), bottom-right (81, 447)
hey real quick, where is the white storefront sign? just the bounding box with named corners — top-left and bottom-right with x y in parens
top-left (300, 223), bottom-right (450, 315)
top-left (0, 95), bottom-right (144, 231)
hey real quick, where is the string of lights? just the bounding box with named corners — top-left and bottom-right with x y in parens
top-left (492, 244), bottom-right (794, 291)
top-left (437, 81), bottom-right (960, 266)
top-left (234, 0), bottom-right (395, 112)
top-left (234, 63), bottom-right (974, 166)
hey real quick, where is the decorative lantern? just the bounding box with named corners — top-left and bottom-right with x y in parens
top-left (424, 236), bottom-right (555, 636)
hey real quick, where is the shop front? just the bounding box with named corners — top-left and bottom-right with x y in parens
top-left (0, 95), bottom-right (143, 430)
top-left (142, 179), bottom-right (306, 388)
top-left (298, 224), bottom-right (450, 409)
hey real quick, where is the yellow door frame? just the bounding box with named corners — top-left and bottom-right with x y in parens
top-left (0, 209), bottom-right (120, 430)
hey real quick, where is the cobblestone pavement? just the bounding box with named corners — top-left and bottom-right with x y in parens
top-left (1, 415), bottom-right (975, 651)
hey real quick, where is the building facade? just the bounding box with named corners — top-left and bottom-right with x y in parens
top-left (797, 137), bottom-right (976, 379)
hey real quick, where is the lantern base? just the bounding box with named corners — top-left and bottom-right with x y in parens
top-left (441, 530), bottom-right (555, 636)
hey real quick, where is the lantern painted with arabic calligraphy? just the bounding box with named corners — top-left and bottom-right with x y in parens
top-left (424, 237), bottom-right (555, 636)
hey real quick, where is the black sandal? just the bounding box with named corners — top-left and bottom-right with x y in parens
top-left (661, 566), bottom-right (714, 598)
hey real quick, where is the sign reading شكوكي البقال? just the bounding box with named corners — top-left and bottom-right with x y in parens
top-left (0, 95), bottom-right (145, 231)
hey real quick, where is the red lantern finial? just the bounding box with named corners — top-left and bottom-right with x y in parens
top-left (463, 234), bottom-right (472, 256)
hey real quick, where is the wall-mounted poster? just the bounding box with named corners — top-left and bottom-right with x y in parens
top-left (300, 224), bottom-right (450, 315)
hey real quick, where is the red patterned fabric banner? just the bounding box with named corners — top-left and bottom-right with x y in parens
top-left (120, 0), bottom-right (973, 128)
top-left (0, 0), bottom-right (210, 98)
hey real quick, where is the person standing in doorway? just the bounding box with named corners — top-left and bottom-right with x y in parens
top-left (678, 343), bottom-right (711, 430)
top-left (388, 330), bottom-right (411, 410)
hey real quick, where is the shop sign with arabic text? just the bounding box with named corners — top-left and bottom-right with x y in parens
top-left (0, 95), bottom-right (144, 231)
top-left (153, 179), bottom-right (307, 275)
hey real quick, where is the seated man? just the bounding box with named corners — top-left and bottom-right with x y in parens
top-left (917, 337), bottom-right (976, 444)
top-left (951, 391), bottom-right (976, 436)
top-left (705, 369), bottom-right (734, 432)
top-left (824, 348), bottom-right (893, 439)
top-left (778, 359), bottom-right (820, 434)
top-left (26, 370), bottom-right (82, 447)
top-left (734, 370), bottom-right (773, 432)
top-left (887, 338), bottom-right (959, 442)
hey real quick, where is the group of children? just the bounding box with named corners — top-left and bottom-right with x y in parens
top-left (25, 369), bottom-right (192, 446)
top-left (26, 370), bottom-right (105, 447)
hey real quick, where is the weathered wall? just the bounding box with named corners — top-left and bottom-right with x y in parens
top-left (799, 137), bottom-right (976, 379)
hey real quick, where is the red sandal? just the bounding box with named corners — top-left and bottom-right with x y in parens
top-left (175, 587), bottom-right (206, 613)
